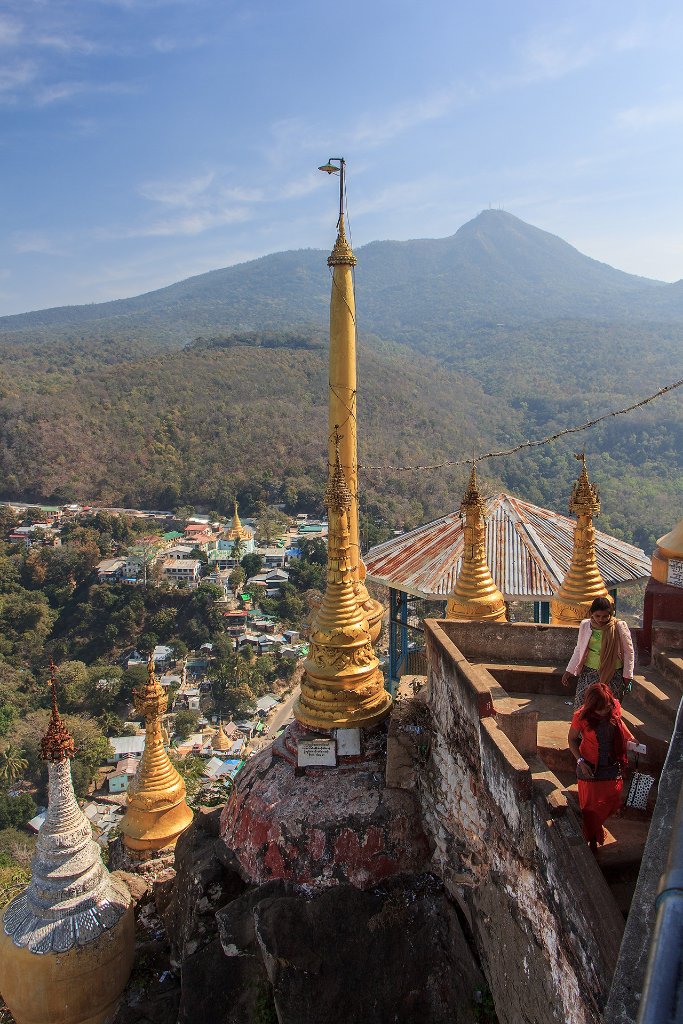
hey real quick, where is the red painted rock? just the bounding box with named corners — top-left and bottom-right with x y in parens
top-left (220, 734), bottom-right (430, 889)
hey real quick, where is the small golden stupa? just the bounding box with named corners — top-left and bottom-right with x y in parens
top-left (0, 664), bottom-right (134, 1024)
top-left (651, 516), bottom-right (683, 586)
top-left (212, 720), bottom-right (232, 752)
top-left (551, 454), bottom-right (609, 625)
top-left (226, 499), bottom-right (253, 543)
top-left (322, 157), bottom-right (383, 642)
top-left (295, 435), bottom-right (392, 730)
top-left (120, 655), bottom-right (193, 857)
top-left (446, 464), bottom-right (507, 622)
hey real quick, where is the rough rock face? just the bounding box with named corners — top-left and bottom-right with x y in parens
top-left (156, 807), bottom-right (246, 965)
top-left (113, 806), bottom-right (489, 1024)
top-left (219, 873), bottom-right (486, 1024)
top-left (221, 741), bottom-right (430, 888)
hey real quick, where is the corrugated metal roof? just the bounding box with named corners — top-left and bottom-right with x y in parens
top-left (365, 492), bottom-right (651, 601)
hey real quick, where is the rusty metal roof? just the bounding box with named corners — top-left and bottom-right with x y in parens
top-left (365, 492), bottom-right (651, 601)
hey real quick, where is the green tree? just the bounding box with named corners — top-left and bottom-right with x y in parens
top-left (209, 658), bottom-right (255, 720)
top-left (0, 745), bottom-right (28, 785)
top-left (241, 552), bottom-right (263, 579)
top-left (0, 508), bottom-right (18, 537)
top-left (173, 709), bottom-right (199, 740)
top-left (230, 537), bottom-right (246, 564)
top-left (228, 566), bottom-right (246, 595)
top-left (0, 793), bottom-right (37, 830)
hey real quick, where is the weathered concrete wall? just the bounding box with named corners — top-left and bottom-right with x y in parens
top-left (437, 619), bottom-right (579, 665)
top-left (420, 620), bottom-right (624, 1024)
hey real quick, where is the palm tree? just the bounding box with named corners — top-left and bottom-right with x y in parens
top-left (231, 537), bottom-right (245, 564)
top-left (0, 744), bottom-right (29, 785)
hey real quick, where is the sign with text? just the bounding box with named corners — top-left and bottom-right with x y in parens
top-left (297, 737), bottom-right (337, 768)
top-left (667, 558), bottom-right (683, 589)
top-left (334, 728), bottom-right (361, 756)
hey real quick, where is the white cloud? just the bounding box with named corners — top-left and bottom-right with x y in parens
top-left (617, 100), bottom-right (683, 131)
top-left (11, 231), bottom-right (63, 256)
top-left (0, 14), bottom-right (22, 47)
top-left (348, 88), bottom-right (467, 148)
top-left (138, 171), bottom-right (217, 207)
top-left (103, 206), bottom-right (252, 239)
top-left (0, 59), bottom-right (37, 95)
top-left (36, 32), bottom-right (100, 55)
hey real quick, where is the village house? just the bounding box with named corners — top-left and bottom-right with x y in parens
top-left (161, 557), bottom-right (201, 586)
top-left (108, 756), bottom-right (140, 793)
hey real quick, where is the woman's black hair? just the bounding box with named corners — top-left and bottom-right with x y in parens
top-left (589, 596), bottom-right (614, 614)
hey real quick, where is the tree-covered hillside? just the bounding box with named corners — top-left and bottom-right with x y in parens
top-left (0, 210), bottom-right (680, 550)
top-left (0, 325), bottom-right (679, 551)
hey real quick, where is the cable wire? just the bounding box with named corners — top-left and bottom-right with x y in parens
top-left (359, 376), bottom-right (683, 473)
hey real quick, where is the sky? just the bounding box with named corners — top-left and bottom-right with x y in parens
top-left (2, 0), bottom-right (683, 315)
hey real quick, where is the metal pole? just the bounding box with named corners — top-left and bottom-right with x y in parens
top-left (637, 784), bottom-right (683, 1024)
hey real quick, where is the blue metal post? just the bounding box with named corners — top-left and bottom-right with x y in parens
top-left (388, 588), bottom-right (408, 694)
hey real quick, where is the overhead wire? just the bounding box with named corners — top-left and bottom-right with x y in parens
top-left (358, 376), bottom-right (683, 474)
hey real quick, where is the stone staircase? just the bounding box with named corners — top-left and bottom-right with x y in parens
top-left (474, 649), bottom-right (682, 917)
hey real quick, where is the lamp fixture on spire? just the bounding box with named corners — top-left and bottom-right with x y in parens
top-left (318, 157), bottom-right (345, 227)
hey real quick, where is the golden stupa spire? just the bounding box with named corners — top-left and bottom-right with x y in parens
top-left (446, 463), bottom-right (507, 622)
top-left (0, 663), bottom-right (134, 1024)
top-left (120, 654), bottom-right (193, 857)
top-left (551, 453), bottom-right (609, 625)
top-left (232, 498), bottom-right (242, 532)
top-left (213, 718), bottom-right (231, 752)
top-left (318, 156), bottom-right (384, 642)
top-left (651, 516), bottom-right (683, 585)
top-left (295, 432), bottom-right (391, 730)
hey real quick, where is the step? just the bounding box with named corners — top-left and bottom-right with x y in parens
top-left (474, 661), bottom-right (563, 694)
top-left (653, 648), bottom-right (683, 696)
top-left (630, 667), bottom-right (682, 726)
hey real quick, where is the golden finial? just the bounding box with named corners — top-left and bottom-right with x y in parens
top-left (40, 660), bottom-right (75, 762)
top-left (460, 460), bottom-right (486, 517)
top-left (324, 427), bottom-right (353, 513)
top-left (569, 452), bottom-right (600, 517)
top-left (319, 157), bottom-right (357, 267)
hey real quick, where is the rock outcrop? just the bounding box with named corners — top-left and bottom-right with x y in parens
top-left (113, 805), bottom-right (489, 1024)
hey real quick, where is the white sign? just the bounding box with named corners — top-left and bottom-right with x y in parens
top-left (297, 737), bottom-right (337, 768)
top-left (667, 558), bottom-right (683, 589)
top-left (334, 728), bottom-right (361, 756)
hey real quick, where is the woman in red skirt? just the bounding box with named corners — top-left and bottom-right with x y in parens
top-left (567, 682), bottom-right (634, 852)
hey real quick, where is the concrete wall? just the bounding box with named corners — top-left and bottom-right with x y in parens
top-left (421, 619), bottom-right (624, 1024)
top-left (436, 618), bottom-right (580, 665)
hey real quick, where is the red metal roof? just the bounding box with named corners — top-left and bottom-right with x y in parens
top-left (365, 492), bottom-right (651, 601)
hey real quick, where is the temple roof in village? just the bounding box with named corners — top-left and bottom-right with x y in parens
top-left (365, 492), bottom-right (651, 601)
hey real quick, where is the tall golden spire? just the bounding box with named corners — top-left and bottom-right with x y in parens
top-left (295, 434), bottom-right (391, 730)
top-left (0, 663), bottom-right (134, 1024)
top-left (551, 454), bottom-right (608, 625)
top-left (446, 464), bottom-right (507, 622)
top-left (227, 498), bottom-right (250, 541)
top-left (121, 654), bottom-right (193, 857)
top-left (319, 157), bottom-right (384, 642)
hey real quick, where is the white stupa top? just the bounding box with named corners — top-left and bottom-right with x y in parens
top-left (3, 692), bottom-right (130, 955)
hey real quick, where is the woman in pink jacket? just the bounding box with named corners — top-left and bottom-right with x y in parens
top-left (562, 596), bottom-right (635, 710)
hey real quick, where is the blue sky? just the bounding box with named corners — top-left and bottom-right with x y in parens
top-left (1, 0), bottom-right (683, 315)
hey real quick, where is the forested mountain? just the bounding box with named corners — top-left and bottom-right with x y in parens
top-left (3, 211), bottom-right (683, 349)
top-left (0, 210), bottom-right (681, 549)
